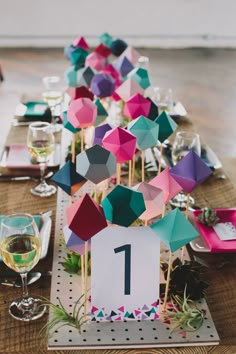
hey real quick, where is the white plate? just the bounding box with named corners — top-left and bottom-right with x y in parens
top-left (190, 234), bottom-right (211, 253)
top-left (40, 213), bottom-right (52, 259)
top-left (169, 102), bottom-right (187, 117)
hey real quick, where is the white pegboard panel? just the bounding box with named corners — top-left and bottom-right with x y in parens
top-left (48, 187), bottom-right (219, 350)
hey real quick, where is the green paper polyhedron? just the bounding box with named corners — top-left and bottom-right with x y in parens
top-left (93, 98), bottom-right (108, 127)
top-left (51, 160), bottom-right (86, 196)
top-left (101, 185), bottom-right (146, 227)
top-left (150, 208), bottom-right (199, 252)
top-left (70, 46), bottom-right (88, 67)
top-left (127, 115), bottom-right (159, 150)
top-left (127, 67), bottom-right (151, 90)
top-left (64, 66), bottom-right (78, 88)
top-left (99, 32), bottom-right (113, 48)
top-left (76, 144), bottom-right (116, 184)
top-left (154, 111), bottom-right (177, 143)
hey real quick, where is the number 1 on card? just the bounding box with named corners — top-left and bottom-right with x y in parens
top-left (114, 244), bottom-right (131, 295)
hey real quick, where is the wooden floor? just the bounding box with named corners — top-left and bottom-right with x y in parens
top-left (0, 47), bottom-right (236, 160)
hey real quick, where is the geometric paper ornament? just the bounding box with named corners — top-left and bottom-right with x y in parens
top-left (102, 126), bottom-right (137, 163)
top-left (76, 66), bottom-right (96, 87)
top-left (149, 167), bottom-right (183, 203)
top-left (127, 115), bottom-right (159, 150)
top-left (94, 43), bottom-right (112, 58)
top-left (85, 52), bottom-right (106, 71)
top-left (123, 93), bottom-right (151, 120)
top-left (113, 56), bottom-right (134, 77)
top-left (51, 160), bottom-right (86, 196)
top-left (147, 97), bottom-right (159, 121)
top-left (66, 193), bottom-right (107, 241)
top-left (101, 185), bottom-right (146, 227)
top-left (72, 36), bottom-right (89, 50)
top-left (150, 208), bottom-right (199, 252)
top-left (169, 151), bottom-right (212, 193)
top-left (66, 86), bottom-right (94, 101)
top-left (110, 38), bottom-right (128, 56)
top-left (93, 123), bottom-right (113, 145)
top-left (64, 66), bottom-right (78, 88)
top-left (67, 97), bottom-right (97, 128)
top-left (62, 111), bottom-right (81, 134)
top-left (119, 46), bottom-right (142, 65)
top-left (127, 67), bottom-right (151, 90)
top-left (115, 77), bottom-right (144, 102)
top-left (64, 225), bottom-right (91, 255)
top-left (76, 144), bottom-right (116, 184)
top-left (99, 32), bottom-right (113, 48)
top-left (90, 73), bottom-right (115, 98)
top-left (69, 46), bottom-right (88, 67)
top-left (93, 98), bottom-right (108, 127)
top-left (154, 111), bottom-right (177, 143)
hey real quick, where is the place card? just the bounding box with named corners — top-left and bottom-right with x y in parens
top-left (213, 222), bottom-right (236, 241)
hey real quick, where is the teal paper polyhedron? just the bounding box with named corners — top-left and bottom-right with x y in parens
top-left (62, 111), bottom-right (81, 134)
top-left (94, 98), bottom-right (108, 127)
top-left (128, 67), bottom-right (151, 90)
top-left (64, 66), bottom-right (78, 88)
top-left (127, 115), bottom-right (159, 150)
top-left (70, 46), bottom-right (88, 67)
top-left (154, 111), bottom-right (177, 143)
top-left (150, 208), bottom-right (199, 252)
top-left (76, 66), bottom-right (96, 87)
top-left (99, 32), bottom-right (113, 48)
top-left (101, 185), bottom-right (146, 227)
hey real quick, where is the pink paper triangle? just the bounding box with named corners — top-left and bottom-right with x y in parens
top-left (118, 306), bottom-right (125, 312)
top-left (91, 306), bottom-right (99, 313)
top-left (115, 316), bottom-right (122, 321)
top-left (135, 310), bottom-right (141, 316)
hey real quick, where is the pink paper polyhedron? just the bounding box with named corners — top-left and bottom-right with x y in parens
top-left (66, 193), bottom-right (107, 241)
top-left (102, 127), bottom-right (137, 163)
top-left (72, 36), bottom-right (89, 50)
top-left (94, 43), bottom-right (112, 58)
top-left (67, 97), bottom-right (97, 129)
top-left (85, 52), bottom-right (106, 71)
top-left (123, 93), bottom-right (151, 120)
top-left (132, 182), bottom-right (164, 221)
top-left (119, 46), bottom-right (141, 64)
top-left (149, 167), bottom-right (183, 203)
top-left (115, 77), bottom-right (144, 102)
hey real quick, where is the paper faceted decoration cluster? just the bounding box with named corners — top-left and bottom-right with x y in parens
top-left (99, 32), bottom-right (113, 47)
top-left (67, 97), bottom-right (97, 128)
top-left (150, 167), bottom-right (183, 203)
top-left (110, 38), bottom-right (128, 56)
top-left (154, 111), bottom-right (177, 143)
top-left (67, 193), bottom-right (107, 241)
top-left (150, 208), bottom-right (199, 252)
top-left (72, 36), bottom-right (89, 50)
top-left (115, 77), bottom-right (144, 102)
top-left (169, 151), bottom-right (212, 193)
top-left (93, 98), bottom-right (108, 126)
top-left (113, 56), bottom-right (134, 77)
top-left (127, 115), bottom-right (159, 150)
top-left (76, 144), bottom-right (116, 184)
top-left (102, 127), bottom-right (137, 163)
top-left (124, 93), bottom-right (151, 120)
top-left (132, 182), bottom-right (164, 221)
top-left (128, 67), bottom-right (151, 90)
top-left (101, 185), bottom-right (146, 227)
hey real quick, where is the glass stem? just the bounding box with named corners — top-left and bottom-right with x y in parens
top-left (39, 162), bottom-right (46, 183)
top-left (20, 273), bottom-right (29, 300)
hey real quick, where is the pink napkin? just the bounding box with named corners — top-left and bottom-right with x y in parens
top-left (6, 144), bottom-right (39, 169)
top-left (193, 209), bottom-right (236, 252)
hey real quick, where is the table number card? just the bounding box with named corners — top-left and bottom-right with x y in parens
top-left (91, 226), bottom-right (160, 321)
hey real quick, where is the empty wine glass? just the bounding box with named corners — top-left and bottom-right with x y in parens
top-left (170, 131), bottom-right (201, 208)
top-left (0, 213), bottom-right (46, 321)
top-left (42, 76), bottom-right (63, 132)
top-left (154, 87), bottom-right (173, 113)
top-left (27, 122), bottom-right (57, 197)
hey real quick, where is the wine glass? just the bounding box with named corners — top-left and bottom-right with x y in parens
top-left (154, 87), bottom-right (173, 113)
top-left (27, 122), bottom-right (57, 197)
top-left (42, 76), bottom-right (63, 132)
top-left (170, 131), bottom-right (201, 208)
top-left (0, 213), bottom-right (46, 321)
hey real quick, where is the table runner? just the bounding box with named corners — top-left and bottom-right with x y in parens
top-left (0, 124), bottom-right (236, 353)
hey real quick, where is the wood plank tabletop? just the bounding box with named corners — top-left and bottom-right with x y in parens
top-left (1, 122), bottom-right (236, 354)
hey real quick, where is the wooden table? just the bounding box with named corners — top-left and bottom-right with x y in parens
top-left (1, 122), bottom-right (236, 354)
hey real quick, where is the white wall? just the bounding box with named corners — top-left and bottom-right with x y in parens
top-left (0, 0), bottom-right (236, 47)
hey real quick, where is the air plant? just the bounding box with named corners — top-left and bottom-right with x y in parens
top-left (61, 251), bottom-right (91, 275)
top-left (166, 289), bottom-right (206, 332)
top-left (198, 207), bottom-right (219, 226)
top-left (40, 294), bottom-right (89, 339)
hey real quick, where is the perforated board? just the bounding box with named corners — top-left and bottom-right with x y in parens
top-left (48, 187), bottom-right (219, 350)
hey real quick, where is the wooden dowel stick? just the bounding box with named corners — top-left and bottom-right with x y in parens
top-left (128, 160), bottom-right (132, 187)
top-left (132, 155), bottom-right (136, 183)
top-left (84, 241), bottom-right (88, 316)
top-left (71, 135), bottom-right (76, 164)
top-left (141, 150), bottom-right (145, 182)
top-left (144, 219), bottom-right (148, 226)
top-left (162, 204), bottom-right (166, 218)
top-left (81, 128), bottom-right (84, 152)
top-left (158, 144), bottom-right (163, 175)
top-left (181, 193), bottom-right (190, 262)
top-left (81, 254), bottom-right (85, 299)
top-left (163, 252), bottom-right (172, 311)
top-left (116, 163), bottom-right (121, 185)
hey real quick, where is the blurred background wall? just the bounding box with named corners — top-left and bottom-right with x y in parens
top-left (0, 0), bottom-right (235, 47)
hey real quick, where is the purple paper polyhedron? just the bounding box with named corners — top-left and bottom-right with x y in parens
top-left (90, 73), bottom-right (115, 98)
top-left (169, 151), bottom-right (212, 193)
top-left (113, 56), bottom-right (134, 77)
top-left (93, 123), bottom-right (113, 145)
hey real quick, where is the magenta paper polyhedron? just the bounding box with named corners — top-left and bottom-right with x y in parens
top-left (102, 127), bottom-right (137, 163)
top-left (123, 93), bottom-right (151, 120)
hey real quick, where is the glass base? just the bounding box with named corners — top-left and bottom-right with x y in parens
top-left (9, 297), bottom-right (46, 321)
top-left (50, 122), bottom-right (62, 133)
top-left (31, 181), bottom-right (57, 197)
top-left (169, 192), bottom-right (195, 209)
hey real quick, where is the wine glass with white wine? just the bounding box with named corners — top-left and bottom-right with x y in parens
top-left (27, 122), bottom-right (57, 197)
top-left (0, 213), bottom-right (46, 321)
top-left (42, 76), bottom-right (63, 132)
